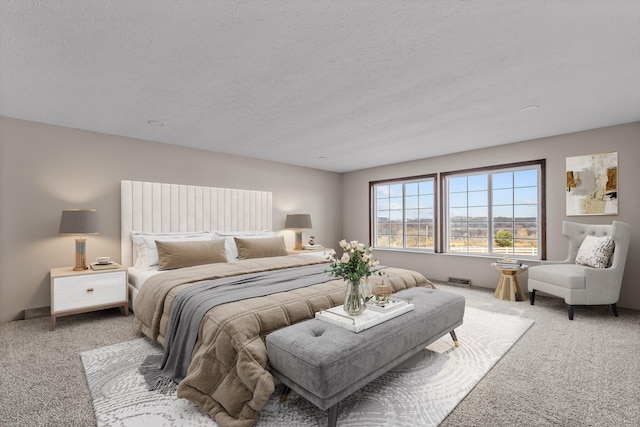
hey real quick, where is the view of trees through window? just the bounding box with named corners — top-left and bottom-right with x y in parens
top-left (371, 161), bottom-right (543, 259)
top-left (447, 167), bottom-right (540, 256)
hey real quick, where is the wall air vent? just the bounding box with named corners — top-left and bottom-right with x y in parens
top-left (448, 277), bottom-right (471, 286)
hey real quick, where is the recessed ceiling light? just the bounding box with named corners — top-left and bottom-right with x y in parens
top-left (519, 105), bottom-right (540, 113)
top-left (147, 120), bottom-right (165, 126)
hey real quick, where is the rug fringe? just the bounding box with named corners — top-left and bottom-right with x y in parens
top-left (139, 354), bottom-right (177, 394)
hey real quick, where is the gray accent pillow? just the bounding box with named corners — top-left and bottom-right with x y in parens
top-left (234, 236), bottom-right (288, 259)
top-left (156, 239), bottom-right (227, 270)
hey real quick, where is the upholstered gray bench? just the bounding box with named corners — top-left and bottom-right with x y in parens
top-left (266, 287), bottom-right (465, 427)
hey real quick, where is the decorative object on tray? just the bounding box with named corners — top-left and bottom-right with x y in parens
top-left (373, 283), bottom-right (392, 299)
top-left (365, 296), bottom-right (410, 313)
top-left (309, 236), bottom-right (315, 245)
top-left (344, 280), bottom-right (366, 316)
top-left (327, 239), bottom-right (383, 316)
top-left (361, 278), bottom-right (373, 301)
top-left (316, 298), bottom-right (414, 333)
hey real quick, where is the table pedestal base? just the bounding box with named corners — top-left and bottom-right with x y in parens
top-left (494, 269), bottom-right (526, 301)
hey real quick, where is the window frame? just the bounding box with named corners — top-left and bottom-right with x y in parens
top-left (369, 174), bottom-right (437, 252)
top-left (368, 160), bottom-right (546, 259)
top-left (439, 159), bottom-right (546, 259)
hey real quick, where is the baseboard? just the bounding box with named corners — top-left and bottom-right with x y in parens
top-left (24, 306), bottom-right (50, 320)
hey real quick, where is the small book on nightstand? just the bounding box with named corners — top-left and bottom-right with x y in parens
top-left (90, 262), bottom-right (120, 271)
top-left (302, 244), bottom-right (325, 250)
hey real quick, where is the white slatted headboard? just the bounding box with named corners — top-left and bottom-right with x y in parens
top-left (121, 180), bottom-right (273, 267)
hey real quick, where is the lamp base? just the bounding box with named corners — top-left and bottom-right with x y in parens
top-left (73, 237), bottom-right (88, 271)
top-left (294, 231), bottom-right (303, 251)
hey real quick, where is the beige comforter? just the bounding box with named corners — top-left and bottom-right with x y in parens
top-left (133, 255), bottom-right (432, 427)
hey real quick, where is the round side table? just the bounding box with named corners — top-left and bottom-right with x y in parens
top-left (491, 263), bottom-right (528, 301)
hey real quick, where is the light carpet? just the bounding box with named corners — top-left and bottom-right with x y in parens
top-left (81, 307), bottom-right (533, 427)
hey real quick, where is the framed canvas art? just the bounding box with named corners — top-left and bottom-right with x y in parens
top-left (566, 152), bottom-right (618, 216)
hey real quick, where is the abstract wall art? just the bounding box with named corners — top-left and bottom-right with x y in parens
top-left (566, 152), bottom-right (618, 216)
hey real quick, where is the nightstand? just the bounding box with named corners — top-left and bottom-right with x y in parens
top-left (288, 248), bottom-right (333, 257)
top-left (50, 265), bottom-right (128, 330)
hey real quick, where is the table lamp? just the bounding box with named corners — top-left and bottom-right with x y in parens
top-left (285, 214), bottom-right (312, 251)
top-left (59, 209), bottom-right (100, 270)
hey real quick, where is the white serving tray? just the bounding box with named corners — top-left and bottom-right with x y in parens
top-left (315, 300), bottom-right (414, 333)
top-left (365, 298), bottom-right (409, 313)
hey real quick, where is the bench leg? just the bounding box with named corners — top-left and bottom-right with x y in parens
top-left (328, 403), bottom-right (339, 427)
top-left (279, 385), bottom-right (291, 403)
top-left (450, 330), bottom-right (460, 347)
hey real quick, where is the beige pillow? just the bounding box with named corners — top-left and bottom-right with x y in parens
top-left (156, 239), bottom-right (227, 270)
top-left (234, 236), bottom-right (288, 259)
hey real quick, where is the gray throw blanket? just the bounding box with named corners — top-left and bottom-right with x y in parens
top-left (142, 263), bottom-right (333, 392)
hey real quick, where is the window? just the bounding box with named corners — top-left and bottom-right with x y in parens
top-left (370, 160), bottom-right (545, 259)
top-left (444, 161), bottom-right (543, 258)
top-left (372, 176), bottom-right (435, 250)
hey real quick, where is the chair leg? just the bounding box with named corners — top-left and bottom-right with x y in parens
top-left (568, 305), bottom-right (575, 320)
top-left (529, 289), bottom-right (536, 305)
top-left (611, 303), bottom-right (619, 317)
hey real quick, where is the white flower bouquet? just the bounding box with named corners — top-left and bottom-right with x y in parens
top-left (327, 239), bottom-right (381, 283)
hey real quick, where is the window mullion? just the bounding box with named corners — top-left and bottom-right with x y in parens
top-left (402, 183), bottom-right (407, 249)
top-left (488, 173), bottom-right (494, 254)
top-left (512, 182), bottom-right (516, 253)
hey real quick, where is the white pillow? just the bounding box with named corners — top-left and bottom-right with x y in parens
top-left (130, 231), bottom-right (215, 269)
top-left (214, 231), bottom-right (275, 260)
top-left (575, 235), bottom-right (615, 269)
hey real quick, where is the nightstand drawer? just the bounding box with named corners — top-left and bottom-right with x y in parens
top-left (52, 271), bottom-right (126, 312)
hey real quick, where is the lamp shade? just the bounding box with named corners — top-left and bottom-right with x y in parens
top-left (284, 214), bottom-right (312, 229)
top-left (59, 209), bottom-right (100, 235)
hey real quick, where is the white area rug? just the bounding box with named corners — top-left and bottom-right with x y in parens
top-left (81, 307), bottom-right (533, 427)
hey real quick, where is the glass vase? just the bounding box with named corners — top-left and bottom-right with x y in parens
top-left (344, 279), bottom-right (367, 316)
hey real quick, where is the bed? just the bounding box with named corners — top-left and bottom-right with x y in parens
top-left (121, 180), bottom-right (433, 427)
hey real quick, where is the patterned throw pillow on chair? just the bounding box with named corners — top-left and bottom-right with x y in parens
top-left (575, 235), bottom-right (615, 268)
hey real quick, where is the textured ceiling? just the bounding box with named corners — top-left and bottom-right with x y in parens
top-left (1, 1), bottom-right (639, 173)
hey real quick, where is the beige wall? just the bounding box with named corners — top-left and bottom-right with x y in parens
top-left (342, 122), bottom-right (640, 310)
top-left (0, 117), bottom-right (343, 323)
top-left (1, 118), bottom-right (638, 323)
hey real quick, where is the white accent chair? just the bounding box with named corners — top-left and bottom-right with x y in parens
top-left (528, 221), bottom-right (631, 320)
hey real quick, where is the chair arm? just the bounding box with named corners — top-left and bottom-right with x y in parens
top-left (537, 259), bottom-right (572, 266)
top-left (583, 265), bottom-right (625, 304)
top-left (585, 265), bottom-right (624, 285)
